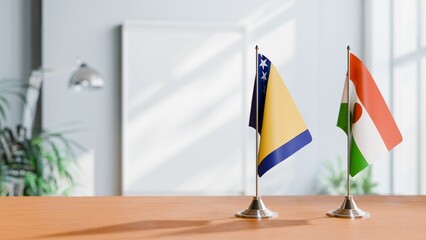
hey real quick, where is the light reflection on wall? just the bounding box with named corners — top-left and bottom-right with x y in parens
top-left (124, 24), bottom-right (245, 195)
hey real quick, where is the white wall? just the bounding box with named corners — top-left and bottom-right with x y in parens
top-left (316, 0), bottom-right (364, 191)
top-left (0, 0), bottom-right (32, 127)
top-left (42, 0), bottom-right (363, 195)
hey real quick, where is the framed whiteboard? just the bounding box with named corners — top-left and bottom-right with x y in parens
top-left (121, 21), bottom-right (248, 195)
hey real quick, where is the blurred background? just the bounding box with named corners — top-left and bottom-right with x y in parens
top-left (0, 0), bottom-right (424, 196)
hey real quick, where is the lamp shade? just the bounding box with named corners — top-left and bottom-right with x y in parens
top-left (69, 63), bottom-right (104, 90)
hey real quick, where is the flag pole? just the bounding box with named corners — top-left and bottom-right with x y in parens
top-left (346, 45), bottom-right (351, 198)
top-left (326, 46), bottom-right (369, 219)
top-left (255, 45), bottom-right (259, 198)
top-left (236, 45), bottom-right (277, 219)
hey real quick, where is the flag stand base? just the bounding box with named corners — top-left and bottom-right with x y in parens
top-left (327, 195), bottom-right (370, 219)
top-left (236, 196), bottom-right (278, 219)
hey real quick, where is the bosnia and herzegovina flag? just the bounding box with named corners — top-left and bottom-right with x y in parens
top-left (337, 53), bottom-right (403, 177)
top-left (249, 54), bottom-right (312, 177)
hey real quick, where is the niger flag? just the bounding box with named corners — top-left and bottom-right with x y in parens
top-left (337, 53), bottom-right (403, 177)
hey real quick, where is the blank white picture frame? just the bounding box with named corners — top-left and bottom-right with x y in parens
top-left (121, 21), bottom-right (248, 195)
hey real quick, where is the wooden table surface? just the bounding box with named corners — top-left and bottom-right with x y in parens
top-left (1, 196), bottom-right (425, 239)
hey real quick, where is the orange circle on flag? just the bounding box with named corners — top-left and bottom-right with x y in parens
top-left (353, 103), bottom-right (363, 124)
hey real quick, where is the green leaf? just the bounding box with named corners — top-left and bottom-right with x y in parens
top-left (5, 91), bottom-right (27, 104)
top-left (0, 105), bottom-right (6, 123)
top-left (24, 173), bottom-right (38, 195)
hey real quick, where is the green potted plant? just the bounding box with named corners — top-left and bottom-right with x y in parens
top-left (318, 156), bottom-right (378, 195)
top-left (0, 79), bottom-right (80, 196)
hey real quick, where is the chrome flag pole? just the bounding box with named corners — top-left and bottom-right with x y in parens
top-left (327, 46), bottom-right (369, 219)
top-left (236, 45), bottom-right (277, 219)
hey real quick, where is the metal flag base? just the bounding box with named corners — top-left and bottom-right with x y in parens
top-left (236, 196), bottom-right (278, 219)
top-left (327, 195), bottom-right (370, 219)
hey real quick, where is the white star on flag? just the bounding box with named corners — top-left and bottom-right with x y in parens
top-left (261, 71), bottom-right (267, 81)
top-left (259, 59), bottom-right (268, 70)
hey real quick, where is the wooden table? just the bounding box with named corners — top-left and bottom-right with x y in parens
top-left (1, 196), bottom-right (425, 239)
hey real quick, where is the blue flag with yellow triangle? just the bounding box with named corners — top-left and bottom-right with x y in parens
top-left (249, 53), bottom-right (312, 177)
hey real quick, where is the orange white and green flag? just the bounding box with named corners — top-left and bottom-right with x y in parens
top-left (337, 53), bottom-right (403, 177)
